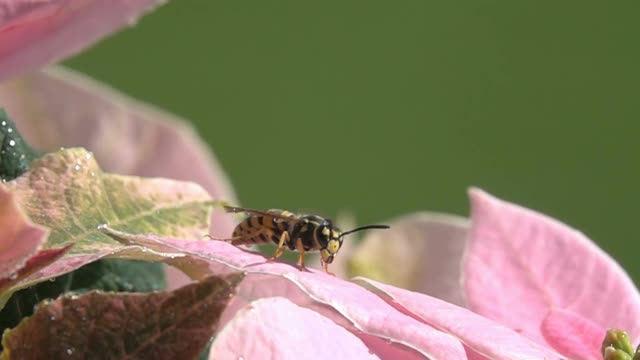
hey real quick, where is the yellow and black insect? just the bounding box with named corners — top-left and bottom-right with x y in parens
top-left (216, 206), bottom-right (389, 274)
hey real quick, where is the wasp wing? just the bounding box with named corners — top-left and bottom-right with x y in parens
top-left (223, 206), bottom-right (304, 222)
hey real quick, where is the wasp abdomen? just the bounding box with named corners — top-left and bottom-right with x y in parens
top-left (230, 213), bottom-right (292, 247)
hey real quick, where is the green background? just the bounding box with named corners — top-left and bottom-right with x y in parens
top-left (66, 2), bottom-right (640, 279)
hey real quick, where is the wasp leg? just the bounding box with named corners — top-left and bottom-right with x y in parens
top-left (295, 237), bottom-right (307, 272)
top-left (267, 231), bottom-right (289, 261)
top-left (322, 261), bottom-right (336, 276)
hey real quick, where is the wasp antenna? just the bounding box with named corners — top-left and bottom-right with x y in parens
top-left (341, 224), bottom-right (390, 237)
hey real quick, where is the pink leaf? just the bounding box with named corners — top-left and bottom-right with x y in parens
top-left (0, 246), bottom-right (70, 290)
top-left (102, 227), bottom-right (467, 359)
top-left (463, 188), bottom-right (640, 345)
top-left (541, 308), bottom-right (606, 360)
top-left (0, 184), bottom-right (48, 279)
top-left (355, 278), bottom-right (563, 360)
top-left (209, 297), bottom-right (381, 360)
top-left (0, 0), bottom-right (167, 82)
top-left (340, 212), bottom-right (469, 305)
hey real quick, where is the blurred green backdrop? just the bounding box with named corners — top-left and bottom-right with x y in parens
top-left (66, 2), bottom-right (640, 279)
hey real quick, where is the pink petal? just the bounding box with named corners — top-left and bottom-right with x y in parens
top-left (463, 188), bottom-right (640, 345)
top-left (0, 0), bottom-right (166, 82)
top-left (355, 278), bottom-right (563, 360)
top-left (541, 308), bottom-right (606, 360)
top-left (102, 227), bottom-right (467, 360)
top-left (343, 212), bottom-right (469, 305)
top-left (0, 184), bottom-right (48, 279)
top-left (209, 297), bottom-right (381, 360)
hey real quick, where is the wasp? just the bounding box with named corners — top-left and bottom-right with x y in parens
top-left (212, 206), bottom-right (389, 274)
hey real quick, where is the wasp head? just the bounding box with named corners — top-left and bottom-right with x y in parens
top-left (318, 224), bottom-right (343, 264)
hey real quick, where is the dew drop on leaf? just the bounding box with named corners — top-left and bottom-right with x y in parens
top-left (8, 139), bottom-right (15, 146)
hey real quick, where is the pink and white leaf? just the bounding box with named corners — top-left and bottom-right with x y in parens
top-left (103, 227), bottom-right (466, 359)
top-left (209, 297), bottom-right (381, 360)
top-left (355, 278), bottom-right (563, 360)
top-left (463, 188), bottom-right (640, 346)
top-left (0, 184), bottom-right (48, 280)
top-left (0, 67), bottom-right (237, 238)
top-left (0, 67), bottom-right (239, 290)
top-left (340, 212), bottom-right (469, 305)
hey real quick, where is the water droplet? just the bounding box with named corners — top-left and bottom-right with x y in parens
top-left (19, 154), bottom-right (24, 160)
top-left (7, 128), bottom-right (12, 133)
top-left (1, 121), bottom-right (5, 126)
top-left (90, 171), bottom-right (96, 177)
top-left (85, 152), bottom-right (92, 160)
top-left (74, 164), bottom-right (81, 171)
top-left (8, 273), bottom-right (17, 280)
top-left (237, 356), bottom-right (245, 360)
top-left (66, 348), bottom-right (74, 355)
top-left (96, 224), bottom-right (108, 230)
top-left (8, 140), bottom-right (15, 147)
top-left (48, 277), bottom-right (57, 282)
top-left (59, 146), bottom-right (66, 151)
top-left (49, 315), bottom-right (56, 321)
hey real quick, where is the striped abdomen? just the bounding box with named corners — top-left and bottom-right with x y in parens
top-left (231, 212), bottom-right (294, 248)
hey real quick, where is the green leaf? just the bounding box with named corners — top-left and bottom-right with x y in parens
top-left (65, 259), bottom-right (165, 293)
top-left (0, 110), bottom-right (41, 182)
top-left (0, 273), bottom-right (244, 360)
